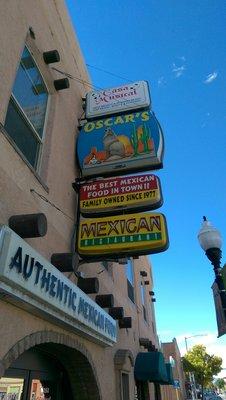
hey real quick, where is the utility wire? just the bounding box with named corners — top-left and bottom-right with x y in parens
top-left (30, 189), bottom-right (74, 221)
top-left (86, 63), bottom-right (133, 83)
top-left (51, 67), bottom-right (103, 90)
top-left (51, 64), bottom-right (134, 91)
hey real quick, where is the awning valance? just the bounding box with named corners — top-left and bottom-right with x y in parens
top-left (163, 363), bottom-right (174, 385)
top-left (134, 352), bottom-right (168, 383)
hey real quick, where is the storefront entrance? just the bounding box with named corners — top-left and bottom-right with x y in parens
top-left (0, 347), bottom-right (72, 400)
top-left (0, 332), bottom-right (102, 400)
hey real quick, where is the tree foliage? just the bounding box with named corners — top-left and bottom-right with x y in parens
top-left (182, 345), bottom-right (222, 388)
top-left (215, 378), bottom-right (225, 390)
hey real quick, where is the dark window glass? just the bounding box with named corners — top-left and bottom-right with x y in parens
top-left (122, 373), bottom-right (129, 400)
top-left (143, 305), bottom-right (147, 321)
top-left (140, 283), bottom-right (147, 320)
top-left (4, 46), bottom-right (48, 169)
top-left (102, 261), bottom-right (110, 270)
top-left (127, 280), bottom-right (135, 303)
top-left (152, 321), bottom-right (156, 335)
top-left (12, 47), bottom-right (48, 137)
top-left (126, 260), bottom-right (135, 303)
top-left (101, 261), bottom-right (113, 277)
top-left (4, 98), bottom-right (40, 168)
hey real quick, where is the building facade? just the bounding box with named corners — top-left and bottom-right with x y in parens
top-left (0, 1), bottom-right (172, 399)
top-left (161, 339), bottom-right (187, 400)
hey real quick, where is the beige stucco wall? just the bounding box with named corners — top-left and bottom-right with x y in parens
top-left (161, 340), bottom-right (187, 400)
top-left (0, 1), bottom-right (160, 400)
top-left (0, 0), bottom-right (89, 259)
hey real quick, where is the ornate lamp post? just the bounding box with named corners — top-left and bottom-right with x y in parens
top-left (198, 217), bottom-right (226, 311)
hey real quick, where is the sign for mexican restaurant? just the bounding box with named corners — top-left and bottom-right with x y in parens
top-left (79, 174), bottom-right (163, 216)
top-left (0, 225), bottom-right (117, 346)
top-left (77, 110), bottom-right (164, 178)
top-left (77, 213), bottom-right (168, 259)
top-left (85, 81), bottom-right (151, 119)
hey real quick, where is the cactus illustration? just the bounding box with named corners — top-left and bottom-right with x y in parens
top-left (130, 124), bottom-right (139, 155)
top-left (141, 124), bottom-right (150, 153)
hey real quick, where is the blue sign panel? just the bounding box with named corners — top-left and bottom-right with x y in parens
top-left (174, 380), bottom-right (180, 389)
top-left (77, 110), bottom-right (164, 178)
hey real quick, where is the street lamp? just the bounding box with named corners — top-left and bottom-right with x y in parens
top-left (185, 334), bottom-right (208, 352)
top-left (184, 335), bottom-right (208, 400)
top-left (197, 217), bottom-right (226, 310)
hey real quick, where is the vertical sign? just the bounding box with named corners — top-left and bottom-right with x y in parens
top-left (212, 282), bottom-right (226, 337)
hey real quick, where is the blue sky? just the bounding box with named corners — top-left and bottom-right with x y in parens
top-left (66, 0), bottom-right (226, 369)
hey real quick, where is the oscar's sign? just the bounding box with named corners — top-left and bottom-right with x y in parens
top-left (77, 110), bottom-right (164, 178)
top-left (77, 213), bottom-right (168, 259)
top-left (79, 174), bottom-right (163, 216)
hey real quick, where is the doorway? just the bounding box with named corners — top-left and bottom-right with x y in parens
top-left (0, 347), bottom-right (72, 400)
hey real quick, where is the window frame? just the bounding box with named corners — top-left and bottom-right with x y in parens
top-left (126, 259), bottom-right (135, 303)
top-left (140, 282), bottom-right (147, 321)
top-left (150, 299), bottom-right (157, 334)
top-left (101, 260), bottom-right (113, 271)
top-left (4, 44), bottom-right (50, 172)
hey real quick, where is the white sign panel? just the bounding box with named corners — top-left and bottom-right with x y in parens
top-left (0, 225), bottom-right (117, 346)
top-left (85, 80), bottom-right (151, 119)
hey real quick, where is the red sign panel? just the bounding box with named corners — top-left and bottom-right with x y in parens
top-left (79, 174), bottom-right (163, 216)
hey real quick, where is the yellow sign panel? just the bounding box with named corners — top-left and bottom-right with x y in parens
top-left (77, 213), bottom-right (169, 258)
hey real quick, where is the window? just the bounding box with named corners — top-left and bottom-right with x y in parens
top-left (169, 356), bottom-right (175, 367)
top-left (150, 299), bottom-right (157, 334)
top-left (121, 373), bottom-right (129, 400)
top-left (4, 46), bottom-right (48, 169)
top-left (101, 261), bottom-right (113, 271)
top-left (140, 283), bottom-right (147, 321)
top-left (126, 259), bottom-right (135, 303)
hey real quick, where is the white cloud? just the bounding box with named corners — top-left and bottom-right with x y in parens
top-left (172, 63), bottom-right (186, 78)
top-left (201, 113), bottom-right (211, 128)
top-left (157, 76), bottom-right (166, 86)
top-left (204, 71), bottom-right (218, 84)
